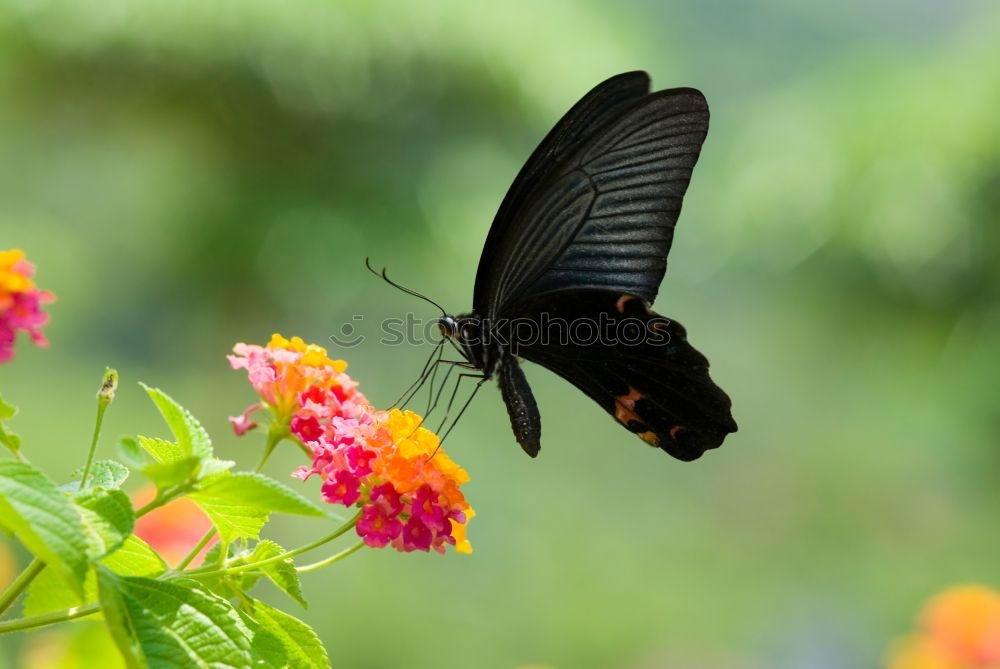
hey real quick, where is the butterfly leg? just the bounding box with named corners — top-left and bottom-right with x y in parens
top-left (436, 375), bottom-right (489, 449)
top-left (392, 340), bottom-right (444, 408)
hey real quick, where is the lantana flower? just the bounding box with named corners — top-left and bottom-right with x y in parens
top-left (296, 407), bottom-right (474, 554)
top-left (0, 249), bottom-right (54, 363)
top-left (230, 334), bottom-right (474, 554)
top-left (227, 333), bottom-right (367, 437)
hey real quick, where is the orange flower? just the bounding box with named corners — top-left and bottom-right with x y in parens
top-left (889, 585), bottom-right (1000, 669)
top-left (888, 636), bottom-right (964, 669)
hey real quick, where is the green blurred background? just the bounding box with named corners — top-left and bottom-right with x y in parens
top-left (2, 0), bottom-right (999, 667)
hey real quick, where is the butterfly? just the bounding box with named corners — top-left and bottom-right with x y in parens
top-left (394, 71), bottom-right (736, 460)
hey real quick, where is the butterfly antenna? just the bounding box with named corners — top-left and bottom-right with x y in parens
top-left (364, 257), bottom-right (446, 317)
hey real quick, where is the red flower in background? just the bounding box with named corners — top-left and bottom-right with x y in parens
top-left (132, 484), bottom-right (215, 567)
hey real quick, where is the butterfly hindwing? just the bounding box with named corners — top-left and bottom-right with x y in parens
top-left (509, 290), bottom-right (736, 461)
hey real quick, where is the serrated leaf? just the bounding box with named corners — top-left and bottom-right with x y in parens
top-left (0, 461), bottom-right (89, 593)
top-left (98, 570), bottom-right (252, 669)
top-left (189, 472), bottom-right (325, 542)
top-left (140, 384), bottom-right (212, 461)
top-left (239, 610), bottom-right (288, 669)
top-left (198, 457), bottom-right (236, 480)
top-left (76, 488), bottom-right (135, 559)
top-left (117, 436), bottom-right (149, 469)
top-left (135, 436), bottom-right (185, 465)
top-left (141, 456), bottom-right (200, 489)
top-left (66, 460), bottom-right (130, 491)
top-left (103, 536), bottom-right (167, 577)
top-left (248, 540), bottom-right (306, 608)
top-left (246, 598), bottom-right (328, 669)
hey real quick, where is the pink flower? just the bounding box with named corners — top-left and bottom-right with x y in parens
top-left (356, 504), bottom-right (403, 548)
top-left (0, 250), bottom-right (54, 363)
top-left (227, 333), bottom-right (367, 438)
top-left (321, 470), bottom-right (361, 506)
top-left (410, 484), bottom-right (448, 532)
top-left (369, 483), bottom-right (404, 516)
top-left (290, 413), bottom-right (323, 443)
top-left (399, 517), bottom-right (433, 552)
top-left (228, 403), bottom-right (261, 436)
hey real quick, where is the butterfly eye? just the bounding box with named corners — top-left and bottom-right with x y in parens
top-left (438, 316), bottom-right (456, 338)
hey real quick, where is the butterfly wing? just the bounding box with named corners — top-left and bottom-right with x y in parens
top-left (474, 71), bottom-right (652, 314)
top-left (474, 76), bottom-right (709, 319)
top-left (511, 291), bottom-right (736, 461)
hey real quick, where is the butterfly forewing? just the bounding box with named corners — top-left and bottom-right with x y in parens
top-left (477, 87), bottom-right (709, 319)
top-left (474, 72), bottom-right (652, 316)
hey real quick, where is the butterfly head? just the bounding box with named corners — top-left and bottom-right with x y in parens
top-left (438, 314), bottom-right (490, 372)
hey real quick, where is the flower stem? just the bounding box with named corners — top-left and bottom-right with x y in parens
top-left (0, 604), bottom-right (100, 635)
top-left (0, 559), bottom-right (45, 616)
top-left (185, 511), bottom-right (361, 579)
top-left (80, 367), bottom-right (117, 491)
top-left (174, 529), bottom-right (217, 571)
top-left (79, 401), bottom-right (108, 492)
top-left (295, 540), bottom-right (365, 573)
top-left (133, 483), bottom-right (190, 518)
top-left (255, 424), bottom-right (289, 473)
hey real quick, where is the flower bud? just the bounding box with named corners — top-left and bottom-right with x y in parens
top-left (98, 367), bottom-right (118, 407)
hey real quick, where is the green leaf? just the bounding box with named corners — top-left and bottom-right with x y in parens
top-left (140, 384), bottom-right (212, 461)
top-left (24, 537), bottom-right (166, 617)
top-left (247, 540), bottom-right (306, 608)
top-left (0, 393), bottom-right (22, 455)
top-left (117, 436), bottom-right (149, 469)
top-left (189, 472), bottom-right (325, 542)
top-left (24, 566), bottom-right (94, 617)
top-left (76, 488), bottom-right (135, 559)
top-left (197, 544), bottom-right (251, 599)
top-left (0, 393), bottom-right (15, 420)
top-left (239, 610), bottom-right (288, 669)
top-left (98, 569), bottom-right (252, 669)
top-left (135, 436), bottom-right (186, 465)
top-left (0, 461), bottom-right (89, 593)
top-left (198, 457), bottom-right (236, 480)
top-left (246, 598), bottom-right (329, 669)
top-left (96, 569), bottom-right (145, 669)
top-left (66, 460), bottom-right (130, 491)
top-left (141, 456), bottom-right (201, 489)
top-left (102, 536), bottom-right (167, 578)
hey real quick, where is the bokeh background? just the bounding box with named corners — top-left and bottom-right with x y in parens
top-left (2, 0), bottom-right (999, 667)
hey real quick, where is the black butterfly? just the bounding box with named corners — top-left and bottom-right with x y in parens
top-left (393, 71), bottom-right (736, 460)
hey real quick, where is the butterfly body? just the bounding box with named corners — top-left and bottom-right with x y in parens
top-left (437, 71), bottom-right (737, 460)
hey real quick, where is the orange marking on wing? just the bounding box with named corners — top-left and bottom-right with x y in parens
top-left (614, 387), bottom-right (643, 425)
top-left (669, 425), bottom-right (685, 440)
top-left (615, 295), bottom-right (633, 314)
top-left (638, 431), bottom-right (660, 446)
